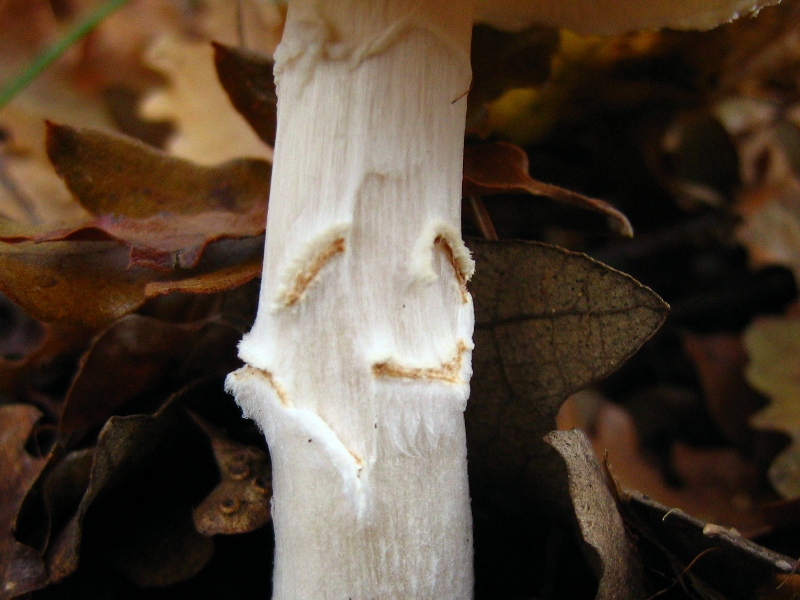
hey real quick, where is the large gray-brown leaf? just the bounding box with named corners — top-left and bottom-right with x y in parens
top-left (466, 240), bottom-right (668, 503)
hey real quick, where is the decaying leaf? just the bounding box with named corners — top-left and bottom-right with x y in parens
top-left (46, 123), bottom-right (270, 219)
top-left (463, 141), bottom-right (633, 237)
top-left (622, 491), bottom-right (796, 599)
top-left (213, 43), bottom-right (277, 148)
top-left (191, 414), bottom-right (271, 536)
top-left (466, 239), bottom-right (668, 504)
top-left (0, 405), bottom-right (48, 600)
top-left (0, 240), bottom-right (159, 329)
top-left (44, 386), bottom-right (216, 585)
top-left (545, 429), bottom-right (646, 600)
top-left (59, 315), bottom-right (240, 432)
top-left (744, 315), bottom-right (800, 498)
top-left (0, 221), bottom-right (263, 330)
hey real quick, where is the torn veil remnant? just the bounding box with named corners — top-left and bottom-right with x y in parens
top-left (225, 0), bottom-right (781, 598)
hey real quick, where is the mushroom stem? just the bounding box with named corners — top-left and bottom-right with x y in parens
top-left (226, 0), bottom-right (476, 598)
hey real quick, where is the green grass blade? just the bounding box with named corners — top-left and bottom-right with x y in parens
top-left (0, 0), bottom-right (133, 109)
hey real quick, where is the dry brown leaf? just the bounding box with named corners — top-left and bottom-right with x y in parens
top-left (0, 235), bottom-right (263, 328)
top-left (59, 315), bottom-right (240, 432)
top-left (45, 389), bottom-right (216, 585)
top-left (622, 491), bottom-right (796, 599)
top-left (213, 43), bottom-right (277, 147)
top-left (45, 122), bottom-right (270, 218)
top-left (466, 239), bottom-right (667, 505)
top-left (463, 142), bottom-right (633, 237)
top-left (545, 429), bottom-right (646, 600)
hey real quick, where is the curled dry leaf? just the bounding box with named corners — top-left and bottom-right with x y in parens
top-left (463, 141), bottom-right (633, 238)
top-left (0, 224), bottom-right (263, 330)
top-left (545, 429), bottom-right (646, 600)
top-left (213, 43), bottom-right (277, 148)
top-left (190, 414), bottom-right (271, 536)
top-left (0, 405), bottom-right (48, 600)
top-left (466, 240), bottom-right (668, 504)
top-left (622, 491), bottom-right (796, 599)
top-left (45, 389), bottom-right (216, 586)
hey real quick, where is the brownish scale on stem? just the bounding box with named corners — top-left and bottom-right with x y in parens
top-left (435, 236), bottom-right (469, 303)
top-left (281, 237), bottom-right (345, 306)
top-left (239, 365), bottom-right (290, 407)
top-left (372, 339), bottom-right (468, 383)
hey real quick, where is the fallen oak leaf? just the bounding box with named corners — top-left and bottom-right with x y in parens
top-left (463, 141), bottom-right (633, 238)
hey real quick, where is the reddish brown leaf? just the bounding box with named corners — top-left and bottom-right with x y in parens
top-left (0, 241), bottom-right (156, 329)
top-left (0, 235), bottom-right (263, 329)
top-left (144, 255), bottom-right (262, 298)
top-left (463, 141), bottom-right (633, 238)
top-left (191, 414), bottom-right (271, 536)
top-left (46, 122), bottom-right (271, 218)
top-left (60, 316), bottom-right (238, 432)
top-left (0, 124), bottom-right (272, 270)
top-left (213, 43), bottom-right (277, 147)
top-left (0, 405), bottom-right (48, 600)
top-left (32, 208), bottom-right (266, 270)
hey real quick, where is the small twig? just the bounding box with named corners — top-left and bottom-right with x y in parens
top-left (465, 196), bottom-right (498, 241)
top-left (0, 0), bottom-right (133, 109)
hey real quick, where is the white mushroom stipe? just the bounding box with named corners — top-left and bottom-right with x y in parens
top-left (227, 0), bottom-right (779, 598)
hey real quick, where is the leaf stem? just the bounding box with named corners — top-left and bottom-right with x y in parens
top-left (0, 0), bottom-right (132, 109)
